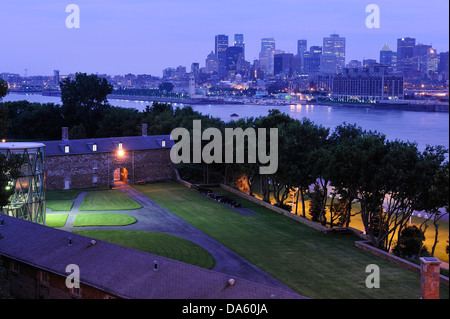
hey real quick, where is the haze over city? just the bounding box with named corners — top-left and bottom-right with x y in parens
top-left (0, 0), bottom-right (448, 76)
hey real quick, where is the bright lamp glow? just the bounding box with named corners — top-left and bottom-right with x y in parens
top-left (117, 149), bottom-right (125, 157)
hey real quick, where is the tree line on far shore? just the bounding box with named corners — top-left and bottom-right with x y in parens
top-left (1, 74), bottom-right (448, 259)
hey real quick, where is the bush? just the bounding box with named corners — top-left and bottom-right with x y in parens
top-left (393, 225), bottom-right (429, 258)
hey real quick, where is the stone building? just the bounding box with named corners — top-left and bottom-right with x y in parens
top-left (0, 214), bottom-right (305, 299)
top-left (41, 124), bottom-right (176, 190)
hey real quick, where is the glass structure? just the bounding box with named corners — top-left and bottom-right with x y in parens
top-left (0, 142), bottom-right (46, 225)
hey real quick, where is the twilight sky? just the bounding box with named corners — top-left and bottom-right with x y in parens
top-left (0, 0), bottom-right (448, 77)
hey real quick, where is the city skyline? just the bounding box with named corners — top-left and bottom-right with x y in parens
top-left (0, 0), bottom-right (448, 77)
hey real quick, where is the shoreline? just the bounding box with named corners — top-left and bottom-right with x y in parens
top-left (6, 91), bottom-right (449, 113)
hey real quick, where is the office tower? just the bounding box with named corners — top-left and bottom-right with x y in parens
top-left (215, 34), bottom-right (229, 78)
top-left (226, 46), bottom-right (243, 78)
top-left (234, 34), bottom-right (245, 60)
top-left (205, 51), bottom-right (219, 74)
top-left (53, 70), bottom-right (60, 86)
top-left (380, 43), bottom-right (393, 68)
top-left (274, 53), bottom-right (295, 76)
top-left (303, 46), bottom-right (322, 74)
top-left (297, 40), bottom-right (307, 57)
top-left (321, 54), bottom-right (337, 74)
top-left (191, 62), bottom-right (200, 78)
top-left (323, 34), bottom-right (346, 73)
top-left (438, 52), bottom-right (449, 74)
top-left (397, 37), bottom-right (416, 73)
top-left (261, 38), bottom-right (275, 52)
top-left (259, 38), bottom-right (278, 75)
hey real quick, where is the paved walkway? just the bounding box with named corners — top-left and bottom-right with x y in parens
top-left (46, 184), bottom-right (297, 294)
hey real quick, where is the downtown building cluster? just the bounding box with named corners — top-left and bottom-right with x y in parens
top-left (1, 34), bottom-right (448, 104)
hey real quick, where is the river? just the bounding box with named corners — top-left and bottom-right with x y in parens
top-left (2, 93), bottom-right (449, 154)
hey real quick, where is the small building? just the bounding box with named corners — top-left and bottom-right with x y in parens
top-left (41, 124), bottom-right (176, 190)
top-left (0, 214), bottom-right (305, 299)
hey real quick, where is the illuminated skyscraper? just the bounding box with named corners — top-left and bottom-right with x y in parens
top-left (234, 34), bottom-right (245, 60)
top-left (323, 34), bottom-right (346, 73)
top-left (397, 37), bottom-right (416, 73)
top-left (215, 34), bottom-right (229, 78)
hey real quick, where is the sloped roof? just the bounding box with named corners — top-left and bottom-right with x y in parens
top-left (41, 135), bottom-right (174, 156)
top-left (0, 215), bottom-right (305, 299)
top-left (380, 43), bottom-right (392, 51)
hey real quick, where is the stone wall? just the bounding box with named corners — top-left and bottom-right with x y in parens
top-left (45, 148), bottom-right (175, 190)
top-left (1, 256), bottom-right (121, 299)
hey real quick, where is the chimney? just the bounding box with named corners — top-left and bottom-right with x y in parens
top-left (420, 257), bottom-right (441, 299)
top-left (62, 127), bottom-right (69, 141)
top-left (142, 123), bottom-right (148, 137)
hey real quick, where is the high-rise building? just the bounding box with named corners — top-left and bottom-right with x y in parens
top-left (297, 40), bottom-right (307, 71)
top-left (259, 38), bottom-right (278, 75)
top-left (323, 34), bottom-right (346, 73)
top-left (225, 46), bottom-right (243, 78)
top-left (274, 53), bottom-right (295, 76)
top-left (397, 37), bottom-right (416, 73)
top-left (205, 51), bottom-right (219, 74)
top-left (53, 70), bottom-right (60, 86)
top-left (303, 46), bottom-right (322, 74)
top-left (215, 34), bottom-right (229, 78)
top-left (234, 34), bottom-right (245, 60)
top-left (438, 51), bottom-right (449, 74)
top-left (380, 43), bottom-right (393, 68)
top-left (261, 38), bottom-right (275, 52)
top-left (321, 54), bottom-right (337, 74)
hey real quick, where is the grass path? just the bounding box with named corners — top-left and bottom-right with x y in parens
top-left (133, 181), bottom-right (449, 299)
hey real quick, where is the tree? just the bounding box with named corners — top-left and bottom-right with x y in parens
top-left (0, 79), bottom-right (11, 137)
top-left (158, 82), bottom-right (174, 94)
top-left (60, 73), bottom-right (113, 137)
top-left (0, 79), bottom-right (8, 99)
top-left (0, 153), bottom-right (24, 210)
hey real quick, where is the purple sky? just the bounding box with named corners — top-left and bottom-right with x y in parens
top-left (0, 0), bottom-right (448, 77)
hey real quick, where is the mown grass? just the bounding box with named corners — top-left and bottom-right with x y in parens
top-left (79, 190), bottom-right (142, 211)
top-left (133, 181), bottom-right (449, 299)
top-left (73, 230), bottom-right (215, 270)
top-left (45, 213), bottom-right (68, 227)
top-left (73, 213), bottom-right (137, 227)
top-left (46, 201), bottom-right (74, 212)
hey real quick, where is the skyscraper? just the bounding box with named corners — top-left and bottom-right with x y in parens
top-left (261, 38), bottom-right (275, 52)
top-left (303, 46), bottom-right (322, 74)
top-left (380, 43), bottom-right (393, 68)
top-left (323, 34), bottom-right (346, 73)
top-left (215, 34), bottom-right (229, 78)
top-left (397, 37), bottom-right (416, 73)
top-left (259, 38), bottom-right (277, 75)
top-left (225, 46), bottom-right (243, 78)
top-left (297, 40), bottom-right (307, 57)
top-left (234, 34), bottom-right (245, 60)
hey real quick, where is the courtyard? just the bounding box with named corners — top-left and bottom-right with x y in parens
top-left (45, 181), bottom-right (449, 299)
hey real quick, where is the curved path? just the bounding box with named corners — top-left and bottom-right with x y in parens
top-left (46, 183), bottom-right (298, 294)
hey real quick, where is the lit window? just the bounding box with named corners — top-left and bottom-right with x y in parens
top-left (64, 145), bottom-right (70, 153)
top-left (93, 144), bottom-right (97, 152)
top-left (118, 142), bottom-right (123, 150)
top-left (162, 140), bottom-right (166, 147)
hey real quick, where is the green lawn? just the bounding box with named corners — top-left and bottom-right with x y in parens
top-left (133, 181), bottom-right (449, 299)
top-left (46, 190), bottom-right (81, 201)
top-left (73, 213), bottom-right (137, 227)
top-left (79, 190), bottom-right (142, 211)
top-left (46, 201), bottom-right (74, 212)
top-left (46, 214), bottom-right (69, 227)
top-left (73, 230), bottom-right (215, 270)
